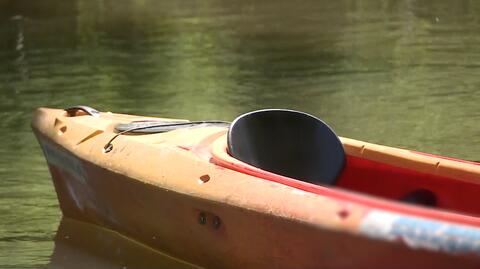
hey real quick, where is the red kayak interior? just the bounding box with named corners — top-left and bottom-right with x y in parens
top-left (337, 155), bottom-right (480, 218)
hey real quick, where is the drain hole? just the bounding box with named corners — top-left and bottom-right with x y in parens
top-left (337, 209), bottom-right (349, 219)
top-left (198, 174), bottom-right (210, 184)
top-left (58, 126), bottom-right (67, 135)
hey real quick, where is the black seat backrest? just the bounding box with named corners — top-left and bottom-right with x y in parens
top-left (227, 109), bottom-right (345, 185)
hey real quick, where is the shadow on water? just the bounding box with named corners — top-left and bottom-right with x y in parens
top-left (44, 218), bottom-right (200, 269)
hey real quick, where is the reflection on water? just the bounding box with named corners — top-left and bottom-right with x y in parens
top-left (45, 218), bottom-right (200, 269)
top-left (0, 0), bottom-right (479, 268)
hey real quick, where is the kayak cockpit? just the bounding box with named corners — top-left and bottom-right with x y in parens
top-left (212, 134), bottom-right (480, 226)
top-left (209, 109), bottom-right (480, 225)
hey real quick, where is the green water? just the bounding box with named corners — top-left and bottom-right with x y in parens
top-left (0, 0), bottom-right (479, 267)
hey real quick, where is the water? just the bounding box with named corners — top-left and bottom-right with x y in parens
top-left (1, 0), bottom-right (479, 267)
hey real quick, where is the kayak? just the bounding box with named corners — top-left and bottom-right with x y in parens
top-left (32, 106), bottom-right (480, 269)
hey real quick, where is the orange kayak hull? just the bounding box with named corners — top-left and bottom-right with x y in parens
top-left (32, 108), bottom-right (480, 268)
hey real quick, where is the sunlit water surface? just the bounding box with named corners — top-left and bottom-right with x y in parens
top-left (1, 0), bottom-right (479, 268)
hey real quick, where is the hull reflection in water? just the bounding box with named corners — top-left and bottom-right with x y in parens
top-left (45, 218), bottom-right (201, 269)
